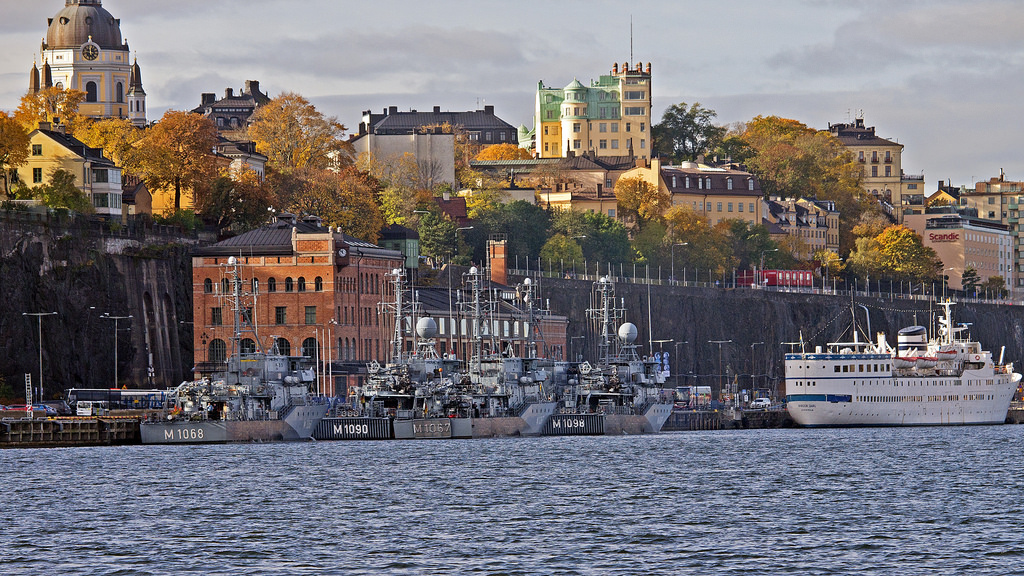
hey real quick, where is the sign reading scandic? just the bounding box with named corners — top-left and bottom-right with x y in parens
top-left (929, 232), bottom-right (960, 242)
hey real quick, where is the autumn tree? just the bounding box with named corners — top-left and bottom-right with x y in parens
top-left (248, 93), bottom-right (353, 171)
top-left (73, 117), bottom-right (144, 175)
top-left (137, 111), bottom-right (219, 212)
top-left (652, 102), bottom-right (727, 162)
top-left (614, 176), bottom-right (670, 229)
top-left (662, 205), bottom-right (731, 273)
top-left (846, 224), bottom-right (941, 283)
top-left (283, 167), bottom-right (385, 242)
top-left (357, 151), bottom-right (434, 225)
top-left (33, 168), bottom-right (93, 213)
top-left (15, 87), bottom-right (87, 132)
top-left (195, 170), bottom-right (279, 234)
top-left (0, 112), bottom-right (30, 199)
top-left (981, 276), bottom-right (1008, 299)
top-left (475, 143), bottom-right (532, 161)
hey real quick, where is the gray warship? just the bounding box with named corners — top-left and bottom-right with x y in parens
top-left (140, 257), bottom-right (328, 444)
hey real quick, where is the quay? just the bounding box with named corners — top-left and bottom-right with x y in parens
top-left (1, 416), bottom-right (139, 448)
top-left (664, 408), bottom-right (795, 431)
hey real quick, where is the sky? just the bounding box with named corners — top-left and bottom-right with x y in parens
top-left (2, 0), bottom-right (1023, 188)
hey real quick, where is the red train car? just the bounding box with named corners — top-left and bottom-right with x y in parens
top-left (738, 269), bottom-right (814, 288)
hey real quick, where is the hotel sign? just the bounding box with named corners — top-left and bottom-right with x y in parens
top-left (928, 232), bottom-right (960, 242)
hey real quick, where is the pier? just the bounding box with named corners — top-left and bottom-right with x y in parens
top-left (1, 417), bottom-right (139, 448)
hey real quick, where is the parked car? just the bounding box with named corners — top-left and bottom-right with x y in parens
top-left (750, 398), bottom-right (772, 409)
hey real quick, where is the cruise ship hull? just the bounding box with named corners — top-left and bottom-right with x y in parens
top-left (141, 404), bottom-right (328, 444)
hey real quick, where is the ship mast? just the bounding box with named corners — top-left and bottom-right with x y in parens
top-left (587, 276), bottom-right (625, 365)
top-left (382, 268), bottom-right (407, 364)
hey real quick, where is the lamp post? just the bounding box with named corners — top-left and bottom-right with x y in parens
top-left (750, 341), bottom-right (764, 399)
top-left (674, 340), bottom-right (688, 388)
top-left (671, 242), bottom-right (688, 286)
top-left (571, 335), bottom-right (585, 362)
top-left (824, 254), bottom-right (842, 294)
top-left (23, 312), bottom-right (57, 403)
top-left (759, 249), bottom-right (778, 288)
top-left (101, 313), bottom-right (132, 388)
top-left (708, 339), bottom-right (732, 403)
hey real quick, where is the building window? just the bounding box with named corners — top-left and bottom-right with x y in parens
top-left (33, 168), bottom-right (42, 183)
top-left (611, 124), bottom-right (618, 133)
top-left (209, 339), bottom-right (227, 363)
top-left (116, 82), bottom-right (123, 103)
top-left (885, 166), bottom-right (891, 177)
top-left (671, 176), bottom-right (677, 188)
top-left (573, 140), bottom-right (581, 149)
top-left (275, 306), bottom-right (287, 325)
top-left (599, 140), bottom-right (607, 149)
top-left (267, 277), bottom-right (276, 292)
top-left (749, 202), bottom-right (755, 213)
top-left (315, 276), bottom-right (323, 291)
top-left (717, 202), bottom-right (723, 212)
top-left (302, 337), bottom-right (319, 360)
top-left (203, 278), bottom-right (213, 293)
top-left (871, 166), bottom-right (878, 177)
top-left (640, 139), bottom-right (646, 149)
top-left (211, 307), bottom-right (223, 326)
top-left (611, 140), bottom-right (618, 149)
top-left (885, 150), bottom-right (891, 162)
top-left (624, 107), bottom-right (645, 116)
top-left (31, 145), bottom-right (42, 156)
top-left (297, 277), bottom-right (306, 292)
top-left (305, 306), bottom-right (317, 325)
top-left (738, 203), bottom-right (744, 213)
top-left (748, 179), bottom-right (754, 191)
top-left (859, 151), bottom-right (864, 162)
top-left (728, 202), bottom-right (733, 212)
top-left (727, 178), bottom-right (733, 190)
top-left (599, 123), bottom-right (607, 133)
top-left (221, 278), bottom-right (230, 294)
top-left (640, 123), bottom-right (646, 132)
top-left (573, 123), bottom-right (581, 133)
top-left (706, 177), bottom-right (712, 189)
top-left (608, 208), bottom-right (616, 218)
top-left (240, 338), bottom-right (256, 355)
top-left (274, 337), bottom-right (291, 356)
top-left (285, 277), bottom-right (294, 292)
top-left (85, 81), bottom-right (97, 102)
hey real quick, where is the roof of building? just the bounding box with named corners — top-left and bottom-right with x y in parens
top-left (381, 223), bottom-right (419, 241)
top-left (828, 118), bottom-right (901, 148)
top-left (46, 0), bottom-right (125, 50)
top-left (196, 214), bottom-right (401, 258)
top-left (33, 125), bottom-right (115, 167)
top-left (662, 164), bottom-right (762, 197)
top-left (360, 105), bottom-right (516, 136)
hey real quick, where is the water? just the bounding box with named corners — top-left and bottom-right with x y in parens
top-left (3, 427), bottom-right (1024, 575)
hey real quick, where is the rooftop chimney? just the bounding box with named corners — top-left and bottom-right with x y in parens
top-left (201, 93), bottom-right (215, 105)
top-left (225, 88), bottom-right (233, 99)
top-left (433, 105), bottom-right (441, 113)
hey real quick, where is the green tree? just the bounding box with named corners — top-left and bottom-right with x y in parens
top-left (540, 233), bottom-right (584, 264)
top-left (960, 266), bottom-right (980, 295)
top-left (981, 275), bottom-right (1008, 299)
top-left (652, 102), bottom-right (727, 162)
top-left (548, 209), bottom-right (631, 265)
top-left (34, 168), bottom-right (93, 213)
top-left (417, 210), bottom-right (458, 265)
top-left (662, 205), bottom-right (731, 273)
top-left (467, 201), bottom-right (550, 264)
top-left (0, 112), bottom-right (30, 199)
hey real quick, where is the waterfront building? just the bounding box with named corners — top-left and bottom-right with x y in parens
top-left (828, 117), bottom-right (923, 222)
top-left (954, 173), bottom-right (1024, 292)
top-left (15, 122), bottom-right (123, 221)
top-left (191, 213), bottom-right (405, 396)
top-left (763, 197), bottom-right (840, 259)
top-left (533, 62), bottom-right (652, 162)
top-left (31, 0), bottom-right (147, 127)
top-left (619, 158), bottom-right (764, 227)
top-left (903, 211), bottom-right (1013, 292)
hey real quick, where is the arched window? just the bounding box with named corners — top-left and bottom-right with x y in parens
top-left (297, 277), bottom-right (306, 292)
top-left (209, 339), bottom-right (227, 363)
top-left (267, 277), bottom-right (276, 292)
top-left (315, 276), bottom-right (323, 291)
top-left (85, 81), bottom-right (97, 102)
top-left (302, 337), bottom-right (319, 360)
top-left (204, 278), bottom-right (213, 293)
top-left (285, 277), bottom-right (294, 292)
top-left (274, 337), bottom-right (291, 356)
top-left (251, 278), bottom-right (259, 293)
top-left (116, 82), bottom-right (123, 103)
top-left (240, 338), bottom-right (257, 356)
top-left (221, 278), bottom-right (230, 294)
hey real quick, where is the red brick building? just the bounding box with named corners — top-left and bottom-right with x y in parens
top-left (192, 214), bottom-right (404, 395)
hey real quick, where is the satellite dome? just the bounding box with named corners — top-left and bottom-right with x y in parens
top-left (469, 266), bottom-right (478, 274)
top-left (617, 323), bottom-right (638, 343)
top-left (524, 277), bottom-right (531, 285)
top-left (228, 256), bottom-right (237, 265)
top-left (46, 1), bottom-right (124, 50)
top-left (416, 317), bottom-right (438, 339)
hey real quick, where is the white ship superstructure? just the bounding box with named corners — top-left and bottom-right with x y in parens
top-left (786, 301), bottom-right (1020, 427)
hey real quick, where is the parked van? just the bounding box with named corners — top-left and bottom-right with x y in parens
top-left (750, 398), bottom-right (772, 409)
top-left (76, 400), bottom-right (109, 417)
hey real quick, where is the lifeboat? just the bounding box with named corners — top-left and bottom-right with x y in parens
top-left (893, 357), bottom-right (916, 369)
top-left (915, 357), bottom-right (938, 369)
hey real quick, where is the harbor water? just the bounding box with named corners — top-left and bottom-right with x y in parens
top-left (3, 426), bottom-right (1024, 575)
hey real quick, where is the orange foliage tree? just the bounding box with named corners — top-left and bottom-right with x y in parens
top-left (137, 110), bottom-right (219, 212)
top-left (475, 143), bottom-right (532, 161)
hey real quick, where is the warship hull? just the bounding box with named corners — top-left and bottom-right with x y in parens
top-left (141, 404), bottom-right (327, 444)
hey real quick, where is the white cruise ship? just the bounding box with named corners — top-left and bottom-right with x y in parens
top-left (785, 301), bottom-right (1020, 427)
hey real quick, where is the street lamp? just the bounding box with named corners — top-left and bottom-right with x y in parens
top-left (750, 341), bottom-right (764, 398)
top-left (570, 335), bottom-right (585, 362)
top-left (673, 340), bottom-right (688, 388)
top-left (708, 339), bottom-right (732, 403)
top-left (824, 254), bottom-right (842, 294)
top-left (671, 242), bottom-right (688, 286)
top-left (101, 313), bottom-right (132, 388)
top-left (759, 249), bottom-right (778, 288)
top-left (23, 311), bottom-right (56, 403)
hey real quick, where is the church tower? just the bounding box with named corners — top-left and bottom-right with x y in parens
top-left (35, 0), bottom-right (146, 125)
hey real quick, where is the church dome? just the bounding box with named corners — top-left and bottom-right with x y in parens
top-left (45, 1), bottom-right (124, 50)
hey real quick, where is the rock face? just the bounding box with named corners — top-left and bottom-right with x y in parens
top-left (531, 275), bottom-right (1024, 395)
top-left (0, 221), bottom-right (194, 402)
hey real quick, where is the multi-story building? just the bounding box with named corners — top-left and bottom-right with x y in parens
top-left (903, 211), bottom-right (1013, 291)
top-left (534, 62), bottom-right (652, 161)
top-left (191, 81), bottom-right (271, 138)
top-left (191, 213), bottom-right (405, 395)
top-left (828, 117), bottom-right (923, 221)
top-left (30, 0), bottom-right (147, 127)
top-left (956, 173), bottom-right (1024, 292)
top-left (619, 158), bottom-right (764, 227)
top-left (763, 197), bottom-right (840, 259)
top-left (16, 122), bottom-right (123, 220)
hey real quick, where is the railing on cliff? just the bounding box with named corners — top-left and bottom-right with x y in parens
top-left (0, 209), bottom-right (206, 246)
top-left (503, 256), bottom-right (1021, 307)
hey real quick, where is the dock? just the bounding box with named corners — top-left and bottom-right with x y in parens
top-left (1, 417), bottom-right (140, 448)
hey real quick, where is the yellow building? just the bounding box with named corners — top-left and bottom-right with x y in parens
top-left (534, 62), bottom-right (652, 161)
top-left (619, 158), bottom-right (764, 227)
top-left (764, 197), bottom-right (840, 259)
top-left (956, 173), bottom-right (1024, 293)
top-left (30, 0), bottom-right (147, 127)
top-left (15, 122), bottom-right (123, 220)
top-left (828, 117), bottom-right (924, 221)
